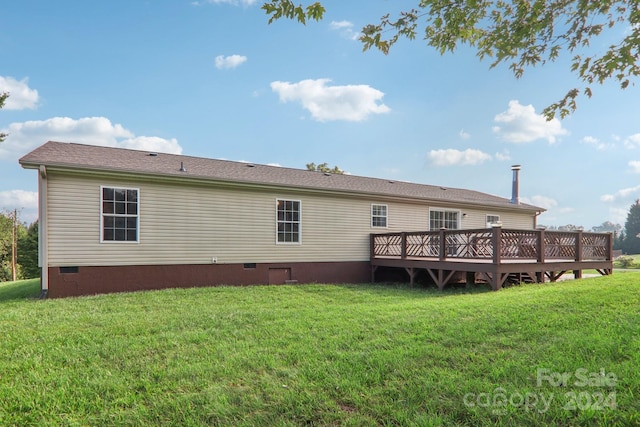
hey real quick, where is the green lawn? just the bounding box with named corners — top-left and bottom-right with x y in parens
top-left (0, 276), bottom-right (638, 426)
top-left (0, 278), bottom-right (40, 301)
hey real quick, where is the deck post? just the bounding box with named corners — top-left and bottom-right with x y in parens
top-left (573, 230), bottom-right (583, 279)
top-left (607, 232), bottom-right (614, 261)
top-left (439, 228), bottom-right (447, 261)
top-left (466, 272), bottom-right (475, 287)
top-left (536, 229), bottom-right (545, 263)
top-left (370, 233), bottom-right (376, 260)
top-left (575, 230), bottom-right (583, 262)
top-left (492, 226), bottom-right (502, 265)
top-left (401, 232), bottom-right (407, 259)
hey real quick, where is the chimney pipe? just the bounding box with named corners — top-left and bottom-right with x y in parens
top-left (511, 165), bottom-right (521, 204)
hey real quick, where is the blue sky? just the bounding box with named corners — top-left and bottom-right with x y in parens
top-left (1, 0), bottom-right (638, 228)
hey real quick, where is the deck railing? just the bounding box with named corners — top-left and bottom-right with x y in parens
top-left (371, 228), bottom-right (613, 264)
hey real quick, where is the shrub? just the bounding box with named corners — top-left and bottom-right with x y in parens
top-left (616, 255), bottom-right (635, 268)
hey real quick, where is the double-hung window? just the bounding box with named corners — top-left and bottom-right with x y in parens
top-left (429, 209), bottom-right (460, 230)
top-left (371, 204), bottom-right (388, 228)
top-left (101, 187), bottom-right (139, 242)
top-left (276, 199), bottom-right (301, 243)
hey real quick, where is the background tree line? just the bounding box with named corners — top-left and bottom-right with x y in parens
top-left (0, 212), bottom-right (39, 282)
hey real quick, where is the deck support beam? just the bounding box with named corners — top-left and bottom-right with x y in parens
top-left (404, 267), bottom-right (417, 286)
top-left (545, 270), bottom-right (567, 282)
top-left (424, 268), bottom-right (457, 290)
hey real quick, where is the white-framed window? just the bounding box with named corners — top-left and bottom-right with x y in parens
top-left (486, 214), bottom-right (501, 227)
top-left (276, 199), bottom-right (301, 244)
top-left (371, 204), bottom-right (388, 228)
top-left (429, 208), bottom-right (460, 230)
top-left (101, 186), bottom-right (139, 242)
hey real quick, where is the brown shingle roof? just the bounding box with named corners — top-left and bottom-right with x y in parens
top-left (19, 141), bottom-right (543, 212)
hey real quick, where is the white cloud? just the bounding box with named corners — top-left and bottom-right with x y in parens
top-left (522, 195), bottom-right (558, 210)
top-left (629, 160), bottom-right (640, 173)
top-left (119, 136), bottom-right (182, 154)
top-left (531, 196), bottom-right (558, 209)
top-left (609, 207), bottom-right (628, 224)
top-left (215, 54), bottom-right (247, 69)
top-left (0, 76), bottom-right (39, 110)
top-left (600, 184), bottom-right (640, 203)
top-left (270, 78), bottom-right (390, 122)
top-left (428, 148), bottom-right (492, 166)
top-left (0, 190), bottom-right (39, 223)
top-left (492, 100), bottom-right (568, 144)
top-left (494, 150), bottom-right (511, 161)
top-left (0, 116), bottom-right (182, 161)
top-left (329, 20), bottom-right (360, 40)
top-left (459, 129), bottom-right (470, 139)
top-left (624, 133), bottom-right (640, 149)
top-left (581, 135), bottom-right (614, 150)
top-left (330, 21), bottom-right (352, 30)
top-left (0, 190), bottom-right (38, 210)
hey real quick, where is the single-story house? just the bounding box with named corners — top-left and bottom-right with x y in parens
top-left (20, 141), bottom-right (545, 297)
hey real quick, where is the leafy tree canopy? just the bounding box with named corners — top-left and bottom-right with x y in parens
top-left (306, 162), bottom-right (345, 174)
top-left (591, 221), bottom-right (622, 233)
top-left (0, 212), bottom-right (39, 281)
top-left (262, 1), bottom-right (640, 119)
top-left (0, 92), bottom-right (8, 142)
top-left (18, 221), bottom-right (39, 279)
top-left (623, 199), bottom-right (640, 254)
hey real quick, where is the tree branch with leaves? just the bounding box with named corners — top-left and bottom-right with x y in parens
top-left (306, 162), bottom-right (345, 174)
top-left (0, 92), bottom-right (8, 142)
top-left (263, 0), bottom-right (640, 119)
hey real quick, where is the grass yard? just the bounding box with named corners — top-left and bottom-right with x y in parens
top-left (0, 276), bottom-right (638, 426)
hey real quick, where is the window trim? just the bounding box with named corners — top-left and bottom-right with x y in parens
top-left (100, 186), bottom-right (140, 243)
top-left (275, 198), bottom-right (302, 245)
top-left (371, 203), bottom-right (388, 228)
top-left (428, 208), bottom-right (461, 230)
top-left (486, 214), bottom-right (501, 227)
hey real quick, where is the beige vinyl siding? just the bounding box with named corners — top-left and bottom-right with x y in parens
top-left (46, 172), bottom-right (537, 266)
top-left (386, 201), bottom-right (430, 231)
top-left (46, 173), bottom-right (422, 266)
top-left (459, 208), bottom-right (536, 229)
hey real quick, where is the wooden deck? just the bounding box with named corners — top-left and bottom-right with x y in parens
top-left (370, 227), bottom-right (613, 290)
